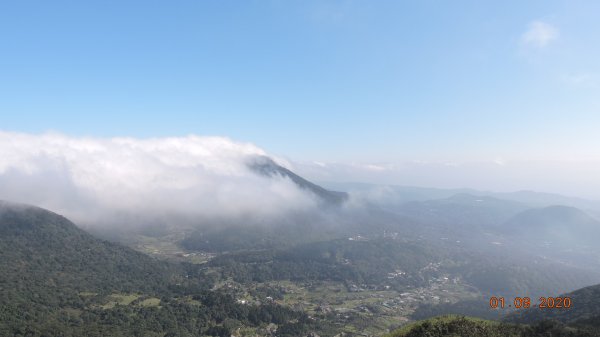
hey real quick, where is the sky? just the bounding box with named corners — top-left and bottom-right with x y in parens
top-left (1, 1), bottom-right (600, 198)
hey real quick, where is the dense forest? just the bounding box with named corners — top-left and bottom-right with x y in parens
top-left (208, 239), bottom-right (442, 288)
top-left (0, 202), bottom-right (328, 337)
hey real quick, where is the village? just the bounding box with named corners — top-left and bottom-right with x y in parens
top-left (214, 266), bottom-right (480, 336)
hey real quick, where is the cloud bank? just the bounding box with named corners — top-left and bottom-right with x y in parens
top-left (0, 132), bottom-right (318, 226)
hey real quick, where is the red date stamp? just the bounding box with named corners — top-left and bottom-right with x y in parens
top-left (489, 296), bottom-right (572, 309)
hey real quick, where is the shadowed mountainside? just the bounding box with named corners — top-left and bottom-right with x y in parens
top-left (248, 156), bottom-right (348, 204)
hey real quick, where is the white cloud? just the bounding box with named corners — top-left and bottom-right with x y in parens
top-left (0, 132), bottom-right (318, 225)
top-left (521, 21), bottom-right (558, 48)
top-left (493, 157), bottom-right (507, 166)
top-left (363, 164), bottom-right (387, 172)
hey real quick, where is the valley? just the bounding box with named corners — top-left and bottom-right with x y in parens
top-left (3, 167), bottom-right (600, 336)
top-left (5, 2), bottom-right (600, 335)
top-left (106, 190), bottom-right (600, 336)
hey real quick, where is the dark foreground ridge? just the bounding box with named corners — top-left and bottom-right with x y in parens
top-left (386, 315), bottom-right (600, 337)
top-left (506, 283), bottom-right (600, 327)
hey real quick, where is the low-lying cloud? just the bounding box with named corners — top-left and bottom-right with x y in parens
top-left (0, 132), bottom-right (318, 226)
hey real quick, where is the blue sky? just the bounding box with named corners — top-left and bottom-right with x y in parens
top-left (1, 0), bottom-right (599, 164)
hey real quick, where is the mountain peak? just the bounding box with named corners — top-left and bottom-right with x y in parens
top-left (247, 156), bottom-right (348, 204)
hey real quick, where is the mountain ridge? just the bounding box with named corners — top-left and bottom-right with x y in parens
top-left (248, 156), bottom-right (348, 204)
top-left (0, 200), bottom-right (320, 336)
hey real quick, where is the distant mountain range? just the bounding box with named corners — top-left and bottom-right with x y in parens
top-left (321, 182), bottom-right (600, 213)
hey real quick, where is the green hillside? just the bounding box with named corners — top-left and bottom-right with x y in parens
top-left (0, 201), bottom-right (183, 295)
top-left (386, 315), bottom-right (600, 337)
top-left (0, 201), bottom-right (322, 337)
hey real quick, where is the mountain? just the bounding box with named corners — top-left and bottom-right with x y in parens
top-left (0, 201), bottom-right (317, 336)
top-left (0, 200), bottom-right (181, 294)
top-left (0, 200), bottom-right (186, 334)
top-left (248, 156), bottom-right (348, 204)
top-left (385, 315), bottom-right (600, 337)
top-left (502, 205), bottom-right (600, 246)
top-left (507, 283), bottom-right (600, 328)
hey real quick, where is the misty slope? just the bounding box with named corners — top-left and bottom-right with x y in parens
top-left (181, 192), bottom-right (528, 254)
top-left (502, 206), bottom-right (600, 246)
top-left (177, 157), bottom-right (351, 252)
top-left (507, 283), bottom-right (600, 328)
top-left (248, 156), bottom-right (348, 204)
top-left (394, 194), bottom-right (528, 228)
